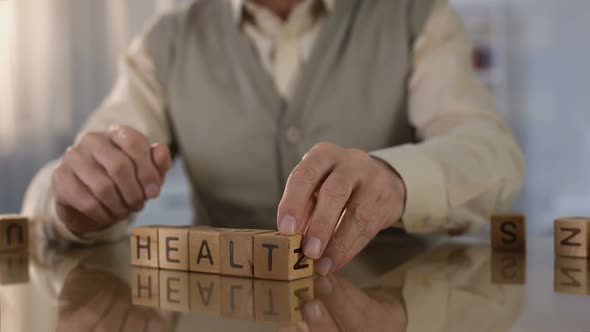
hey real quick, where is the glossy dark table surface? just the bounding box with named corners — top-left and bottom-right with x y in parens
top-left (2, 224), bottom-right (589, 332)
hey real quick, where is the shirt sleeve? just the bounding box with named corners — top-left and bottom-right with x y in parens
top-left (371, 0), bottom-right (524, 235)
top-left (21, 13), bottom-right (177, 245)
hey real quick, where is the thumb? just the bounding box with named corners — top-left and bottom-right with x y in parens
top-left (151, 143), bottom-right (172, 177)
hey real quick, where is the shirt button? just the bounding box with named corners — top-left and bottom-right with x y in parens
top-left (285, 126), bottom-right (302, 144)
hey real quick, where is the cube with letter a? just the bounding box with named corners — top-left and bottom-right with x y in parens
top-left (0, 215), bottom-right (29, 252)
top-left (253, 232), bottom-right (314, 281)
top-left (189, 228), bottom-right (229, 274)
top-left (491, 213), bottom-right (526, 250)
top-left (555, 217), bottom-right (590, 258)
top-left (130, 226), bottom-right (159, 268)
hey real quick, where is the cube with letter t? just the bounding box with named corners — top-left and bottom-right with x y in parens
top-left (253, 232), bottom-right (314, 281)
top-left (491, 213), bottom-right (526, 250)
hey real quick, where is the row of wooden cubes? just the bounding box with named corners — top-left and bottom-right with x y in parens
top-left (131, 267), bottom-right (313, 323)
top-left (131, 226), bottom-right (313, 281)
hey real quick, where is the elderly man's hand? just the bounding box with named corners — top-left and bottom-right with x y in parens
top-left (51, 125), bottom-right (172, 235)
top-left (277, 143), bottom-right (406, 275)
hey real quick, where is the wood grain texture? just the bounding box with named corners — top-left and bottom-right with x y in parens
top-left (554, 217), bottom-right (590, 258)
top-left (189, 228), bottom-right (228, 274)
top-left (491, 213), bottom-right (526, 250)
top-left (253, 232), bottom-right (314, 281)
top-left (158, 227), bottom-right (190, 271)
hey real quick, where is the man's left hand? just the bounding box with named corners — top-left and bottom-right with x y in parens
top-left (277, 143), bottom-right (406, 275)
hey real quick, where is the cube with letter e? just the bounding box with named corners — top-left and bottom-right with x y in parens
top-left (253, 232), bottom-right (314, 281)
top-left (555, 217), bottom-right (590, 258)
top-left (491, 213), bottom-right (526, 250)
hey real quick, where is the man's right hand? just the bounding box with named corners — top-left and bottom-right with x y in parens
top-left (51, 125), bottom-right (172, 235)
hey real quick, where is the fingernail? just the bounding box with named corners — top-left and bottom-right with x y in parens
top-left (279, 215), bottom-right (297, 234)
top-left (304, 237), bottom-right (321, 259)
top-left (145, 184), bottom-right (160, 198)
top-left (316, 257), bottom-right (332, 277)
top-left (303, 301), bottom-right (322, 321)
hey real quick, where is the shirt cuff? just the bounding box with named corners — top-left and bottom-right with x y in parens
top-left (370, 144), bottom-right (448, 233)
top-left (49, 202), bottom-right (128, 245)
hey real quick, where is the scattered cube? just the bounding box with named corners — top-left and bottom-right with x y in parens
top-left (491, 213), bottom-right (526, 250)
top-left (221, 276), bottom-right (255, 320)
top-left (555, 217), bottom-right (590, 258)
top-left (189, 228), bottom-right (229, 274)
top-left (254, 277), bottom-right (314, 323)
top-left (220, 230), bottom-right (273, 277)
top-left (159, 270), bottom-right (190, 312)
top-left (490, 251), bottom-right (526, 284)
top-left (253, 232), bottom-right (314, 281)
top-left (190, 273), bottom-right (222, 315)
top-left (130, 226), bottom-right (160, 268)
top-left (554, 257), bottom-right (590, 295)
top-left (0, 215), bottom-right (28, 252)
top-left (130, 267), bottom-right (160, 308)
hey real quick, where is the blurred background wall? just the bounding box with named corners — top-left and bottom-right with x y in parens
top-left (0, 0), bottom-right (588, 233)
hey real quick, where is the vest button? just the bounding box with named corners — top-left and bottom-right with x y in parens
top-left (285, 126), bottom-right (302, 144)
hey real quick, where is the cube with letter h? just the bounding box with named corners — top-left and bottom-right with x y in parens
top-left (253, 232), bottom-right (314, 281)
top-left (131, 226), bottom-right (160, 268)
top-left (555, 217), bottom-right (590, 258)
top-left (491, 213), bottom-right (526, 250)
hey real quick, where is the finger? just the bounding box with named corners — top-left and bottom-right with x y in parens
top-left (120, 308), bottom-right (148, 332)
top-left (298, 194), bottom-right (317, 234)
top-left (92, 297), bottom-right (128, 332)
top-left (277, 144), bottom-right (340, 235)
top-left (80, 132), bottom-right (145, 211)
top-left (302, 299), bottom-right (340, 332)
top-left (52, 165), bottom-right (113, 229)
top-left (63, 146), bottom-right (129, 219)
top-left (324, 196), bottom-right (384, 274)
top-left (151, 143), bottom-right (172, 177)
top-left (55, 204), bottom-right (104, 234)
top-left (107, 125), bottom-right (162, 199)
top-left (303, 166), bottom-right (355, 260)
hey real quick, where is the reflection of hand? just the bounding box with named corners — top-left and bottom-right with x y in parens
top-left (57, 267), bottom-right (168, 332)
top-left (281, 274), bottom-right (407, 332)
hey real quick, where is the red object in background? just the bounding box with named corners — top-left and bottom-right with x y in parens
top-left (472, 45), bottom-right (493, 70)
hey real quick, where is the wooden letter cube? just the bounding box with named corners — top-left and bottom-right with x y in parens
top-left (190, 273), bottom-right (222, 315)
top-left (130, 267), bottom-right (160, 308)
top-left (220, 230), bottom-right (272, 277)
top-left (253, 232), bottom-right (314, 281)
top-left (189, 228), bottom-right (228, 274)
top-left (158, 226), bottom-right (190, 271)
top-left (554, 257), bottom-right (590, 295)
top-left (159, 270), bottom-right (190, 312)
top-left (130, 226), bottom-right (160, 268)
top-left (254, 277), bottom-right (314, 323)
top-left (491, 213), bottom-right (526, 250)
top-left (0, 215), bottom-right (28, 252)
top-left (221, 276), bottom-right (254, 320)
top-left (490, 251), bottom-right (526, 284)
top-left (555, 217), bottom-right (590, 258)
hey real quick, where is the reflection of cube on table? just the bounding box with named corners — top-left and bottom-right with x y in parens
top-left (490, 251), bottom-right (526, 284)
top-left (254, 277), bottom-right (314, 323)
top-left (0, 251), bottom-right (29, 285)
top-left (0, 215), bottom-right (29, 252)
top-left (130, 267), bottom-right (160, 308)
top-left (554, 257), bottom-right (590, 295)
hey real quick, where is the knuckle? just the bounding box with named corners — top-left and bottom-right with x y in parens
top-left (81, 132), bottom-right (101, 144)
top-left (94, 179), bottom-right (115, 199)
top-left (347, 148), bottom-right (370, 163)
top-left (311, 142), bottom-right (338, 155)
top-left (320, 181), bottom-right (349, 202)
top-left (109, 157), bottom-right (133, 179)
top-left (289, 165), bottom-right (319, 185)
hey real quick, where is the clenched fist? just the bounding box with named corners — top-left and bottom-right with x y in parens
top-left (277, 143), bottom-right (406, 275)
top-left (51, 125), bottom-right (172, 235)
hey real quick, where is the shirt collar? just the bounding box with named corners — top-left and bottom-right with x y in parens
top-left (229, 0), bottom-right (335, 23)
